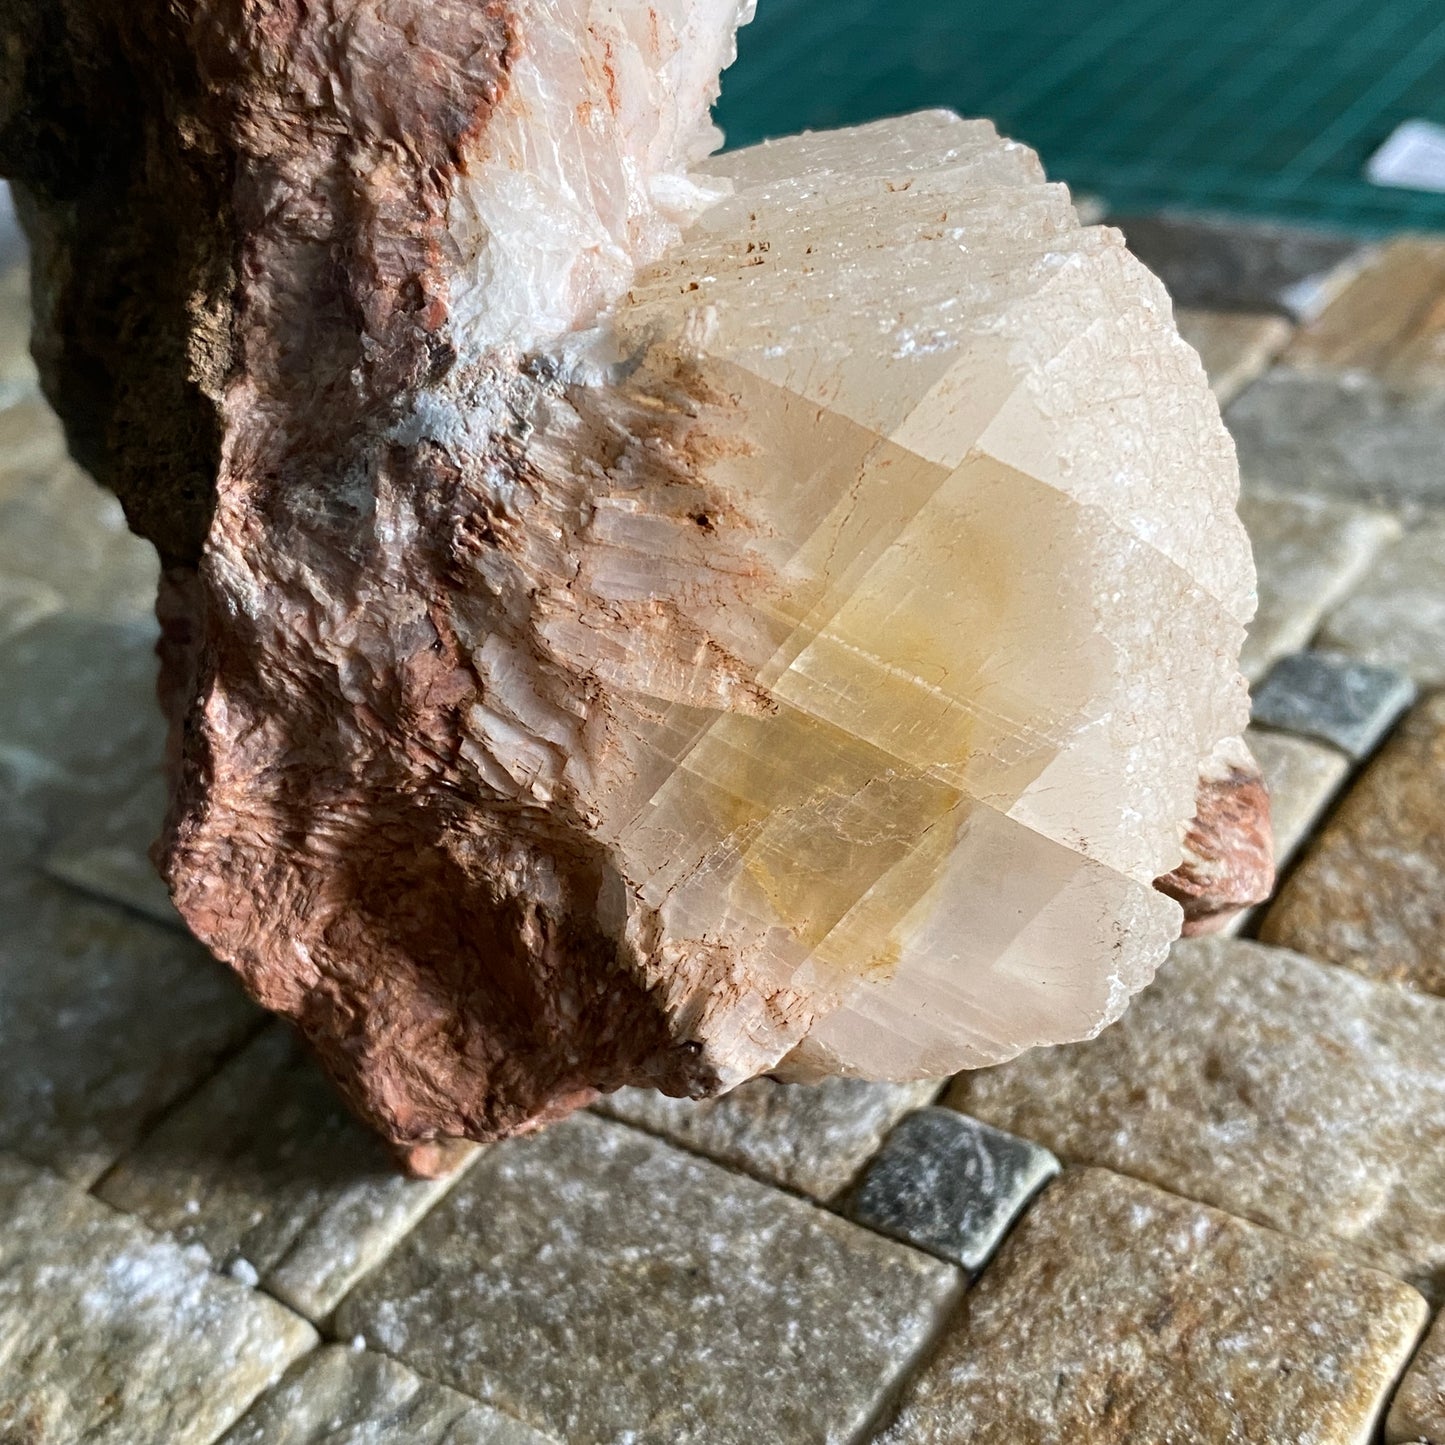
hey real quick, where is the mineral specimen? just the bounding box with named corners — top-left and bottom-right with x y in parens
top-left (0, 0), bottom-right (1265, 1162)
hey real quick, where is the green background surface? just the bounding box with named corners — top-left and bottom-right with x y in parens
top-left (715, 0), bottom-right (1445, 232)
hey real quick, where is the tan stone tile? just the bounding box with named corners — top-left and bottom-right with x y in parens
top-left (0, 1152), bottom-right (315, 1445)
top-left (218, 1345), bottom-right (555, 1445)
top-left (1281, 238), bottom-right (1445, 376)
top-left (1246, 725), bottom-right (1351, 870)
top-left (876, 1168), bottom-right (1427, 1445)
top-left (595, 1074), bottom-right (939, 1201)
top-left (1319, 525), bottom-right (1445, 687)
top-left (99, 1023), bottom-right (474, 1321)
top-left (43, 772), bottom-right (181, 928)
top-left (1175, 309), bottom-right (1292, 407)
top-left (1261, 693), bottom-right (1445, 996)
top-left (336, 1112), bottom-right (960, 1445)
top-left (1238, 489), bottom-right (1401, 681)
top-left (1388, 1310), bottom-right (1445, 1444)
top-left (951, 936), bottom-right (1445, 1300)
top-left (0, 868), bottom-right (262, 1186)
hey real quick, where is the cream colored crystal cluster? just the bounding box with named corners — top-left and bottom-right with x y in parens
top-left (472, 109), bottom-right (1256, 1087)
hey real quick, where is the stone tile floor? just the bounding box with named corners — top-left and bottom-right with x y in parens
top-left (0, 215), bottom-right (1443, 1443)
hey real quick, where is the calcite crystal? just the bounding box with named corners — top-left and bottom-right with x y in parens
top-left (1, 1), bottom-right (1265, 1159)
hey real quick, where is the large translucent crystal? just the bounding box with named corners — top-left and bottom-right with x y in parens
top-left (2, 0), bottom-right (1256, 1154)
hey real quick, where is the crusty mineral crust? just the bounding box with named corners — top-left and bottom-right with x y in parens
top-left (2, 3), bottom-right (1269, 1158)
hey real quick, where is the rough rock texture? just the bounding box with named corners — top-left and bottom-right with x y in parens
top-left (875, 1168), bottom-right (1427, 1445)
top-left (952, 937), bottom-right (1445, 1301)
top-left (1262, 693), bottom-right (1445, 997)
top-left (0, 1153), bottom-right (315, 1445)
top-left (0, 4), bottom-right (1262, 1149)
top-left (335, 1112), bottom-right (961, 1445)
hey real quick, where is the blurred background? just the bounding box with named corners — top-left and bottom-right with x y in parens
top-left (717, 0), bottom-right (1445, 232)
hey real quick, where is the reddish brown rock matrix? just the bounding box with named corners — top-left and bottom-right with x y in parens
top-left (1156, 737), bottom-right (1275, 936)
top-left (1, 2), bottom-right (1269, 1165)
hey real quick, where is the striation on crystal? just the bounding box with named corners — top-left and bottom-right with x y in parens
top-left (1, 0), bottom-right (1259, 1155)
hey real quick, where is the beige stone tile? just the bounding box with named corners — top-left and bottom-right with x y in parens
top-left (1281, 238), bottom-right (1445, 376)
top-left (1319, 525), bottom-right (1445, 687)
top-left (0, 263), bottom-right (37, 407)
top-left (99, 1023), bottom-right (474, 1321)
top-left (0, 394), bottom-right (68, 493)
top-left (877, 1168), bottom-right (1427, 1445)
top-left (0, 1152), bottom-right (315, 1445)
top-left (1261, 693), bottom-right (1445, 997)
top-left (0, 447), bottom-right (158, 623)
top-left (43, 772), bottom-right (181, 927)
top-left (1388, 1310), bottom-right (1445, 1444)
top-left (595, 1074), bottom-right (939, 1201)
top-left (1175, 309), bottom-right (1292, 407)
top-left (0, 868), bottom-right (261, 1186)
top-left (951, 936), bottom-right (1445, 1301)
top-left (218, 1345), bottom-right (555, 1445)
top-left (0, 569), bottom-right (61, 644)
top-left (336, 1112), bottom-right (960, 1445)
top-left (1238, 488), bottom-right (1401, 681)
top-left (1246, 725), bottom-right (1351, 870)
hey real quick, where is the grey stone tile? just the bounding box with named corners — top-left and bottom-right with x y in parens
top-left (1387, 1309), bottom-right (1445, 1444)
top-left (846, 1106), bottom-right (1057, 1272)
top-left (336, 1112), bottom-right (960, 1445)
top-left (1261, 693), bottom-right (1445, 999)
top-left (0, 867), bottom-right (261, 1186)
top-left (0, 612), bottom-right (166, 863)
top-left (1238, 489), bottom-right (1401, 681)
top-left (1175, 309), bottom-right (1293, 408)
top-left (876, 1168), bottom-right (1427, 1445)
top-left (43, 772), bottom-right (180, 928)
top-left (217, 1345), bottom-right (555, 1445)
top-left (1109, 212), bottom-right (1369, 319)
top-left (595, 1074), bottom-right (939, 1201)
top-left (0, 1152), bottom-right (315, 1445)
top-left (951, 937), bottom-right (1445, 1301)
top-left (1244, 725), bottom-right (1350, 871)
top-left (99, 1023), bottom-right (474, 1322)
top-left (1228, 370), bottom-right (1445, 514)
top-left (1250, 649), bottom-right (1416, 758)
top-left (1319, 523), bottom-right (1445, 687)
